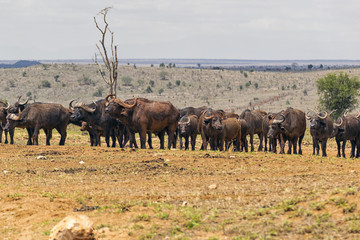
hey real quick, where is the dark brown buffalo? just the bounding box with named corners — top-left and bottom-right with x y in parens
top-left (198, 108), bottom-right (224, 150)
top-left (306, 111), bottom-right (334, 157)
top-left (331, 112), bottom-right (360, 158)
top-left (5, 103), bottom-right (69, 145)
top-left (178, 115), bottom-right (198, 150)
top-left (220, 117), bottom-right (241, 151)
top-left (0, 101), bottom-right (9, 143)
top-left (4, 96), bottom-right (30, 144)
top-left (179, 106), bottom-right (207, 118)
top-left (69, 99), bottom-right (119, 147)
top-left (105, 96), bottom-right (179, 149)
top-left (263, 113), bottom-right (278, 152)
top-left (267, 108), bottom-right (306, 154)
top-left (238, 119), bottom-right (248, 152)
top-left (239, 109), bottom-right (266, 151)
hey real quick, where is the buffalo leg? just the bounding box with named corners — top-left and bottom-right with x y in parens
top-left (312, 137), bottom-right (317, 155)
top-left (191, 135), bottom-right (196, 151)
top-left (179, 135), bottom-right (184, 150)
top-left (159, 131), bottom-right (165, 149)
top-left (56, 127), bottom-right (66, 146)
top-left (167, 128), bottom-right (176, 150)
top-left (26, 128), bottom-right (33, 145)
top-left (292, 137), bottom-right (298, 154)
top-left (258, 133), bottom-right (263, 151)
top-left (264, 135), bottom-right (268, 152)
top-left (249, 133), bottom-right (254, 152)
top-left (148, 132), bottom-right (153, 149)
top-left (32, 127), bottom-right (40, 145)
top-left (184, 136), bottom-right (189, 150)
top-left (336, 140), bottom-right (341, 157)
top-left (139, 129), bottom-right (147, 149)
top-left (321, 139), bottom-right (328, 157)
top-left (342, 140), bottom-right (346, 158)
top-left (45, 129), bottom-right (52, 145)
top-left (350, 140), bottom-right (356, 158)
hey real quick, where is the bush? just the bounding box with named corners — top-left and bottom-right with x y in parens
top-left (145, 86), bottom-right (153, 93)
top-left (149, 80), bottom-right (155, 87)
top-left (121, 76), bottom-right (133, 86)
top-left (159, 71), bottom-right (168, 80)
top-left (54, 75), bottom-right (60, 82)
top-left (158, 88), bottom-right (164, 95)
top-left (254, 83), bottom-right (259, 89)
top-left (316, 72), bottom-right (360, 119)
top-left (175, 80), bottom-right (181, 86)
top-left (41, 80), bottom-right (51, 88)
top-left (78, 75), bottom-right (95, 86)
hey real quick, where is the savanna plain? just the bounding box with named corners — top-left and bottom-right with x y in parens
top-left (0, 64), bottom-right (360, 239)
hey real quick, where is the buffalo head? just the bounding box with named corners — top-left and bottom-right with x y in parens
top-left (204, 114), bottom-right (223, 130)
top-left (69, 101), bottom-right (96, 122)
top-left (178, 115), bottom-right (191, 134)
top-left (267, 113), bottom-right (285, 138)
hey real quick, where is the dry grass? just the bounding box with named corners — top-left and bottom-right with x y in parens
top-left (0, 128), bottom-right (360, 239)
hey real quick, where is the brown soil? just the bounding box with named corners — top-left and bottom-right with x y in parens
top-left (1, 129), bottom-right (360, 239)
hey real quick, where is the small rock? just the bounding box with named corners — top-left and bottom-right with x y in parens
top-left (182, 201), bottom-right (188, 206)
top-left (49, 215), bottom-right (94, 240)
top-left (36, 155), bottom-right (46, 160)
top-left (3, 170), bottom-right (8, 174)
top-left (208, 184), bottom-right (217, 189)
top-left (229, 155), bottom-right (235, 159)
top-left (79, 161), bottom-right (85, 165)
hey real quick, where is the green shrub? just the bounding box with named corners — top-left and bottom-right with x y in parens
top-left (41, 80), bottom-right (51, 88)
top-left (78, 75), bottom-right (95, 86)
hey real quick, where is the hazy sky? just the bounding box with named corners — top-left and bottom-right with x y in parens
top-left (1, 0), bottom-right (359, 60)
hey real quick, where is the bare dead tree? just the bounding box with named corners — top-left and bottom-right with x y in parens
top-left (94, 7), bottom-right (118, 97)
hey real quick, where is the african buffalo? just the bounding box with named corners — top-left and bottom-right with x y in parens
top-left (263, 113), bottom-right (278, 152)
top-left (239, 109), bottom-right (266, 151)
top-left (332, 112), bottom-right (360, 158)
top-left (179, 106), bottom-right (207, 118)
top-left (267, 108), bottom-right (306, 154)
top-left (198, 108), bottom-right (224, 150)
top-left (69, 99), bottom-right (119, 147)
top-left (220, 117), bottom-right (241, 151)
top-left (5, 103), bottom-right (69, 145)
top-left (105, 96), bottom-right (179, 149)
top-left (4, 96), bottom-right (30, 144)
top-left (178, 115), bottom-right (198, 150)
top-left (306, 111), bottom-right (334, 157)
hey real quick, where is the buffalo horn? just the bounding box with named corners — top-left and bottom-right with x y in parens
top-left (204, 115), bottom-right (214, 120)
top-left (185, 116), bottom-right (191, 124)
top-left (105, 94), bottom-right (115, 103)
top-left (356, 111), bottom-right (360, 118)
top-left (272, 114), bottom-right (285, 124)
top-left (19, 96), bottom-right (29, 106)
top-left (334, 118), bottom-right (343, 127)
top-left (317, 111), bottom-right (328, 120)
top-left (344, 110), bottom-right (349, 117)
top-left (5, 102), bottom-right (10, 110)
top-left (113, 96), bottom-right (137, 109)
top-left (305, 111), bottom-right (312, 120)
top-left (69, 99), bottom-right (76, 110)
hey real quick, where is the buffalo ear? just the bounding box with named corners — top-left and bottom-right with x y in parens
top-left (204, 119), bottom-right (210, 125)
top-left (268, 115), bottom-right (273, 120)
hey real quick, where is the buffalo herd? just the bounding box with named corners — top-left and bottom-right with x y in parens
top-left (1, 95), bottom-right (360, 158)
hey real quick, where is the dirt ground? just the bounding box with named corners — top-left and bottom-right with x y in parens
top-left (1, 128), bottom-right (360, 239)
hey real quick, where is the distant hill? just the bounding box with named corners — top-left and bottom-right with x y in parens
top-left (0, 60), bottom-right (41, 68)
